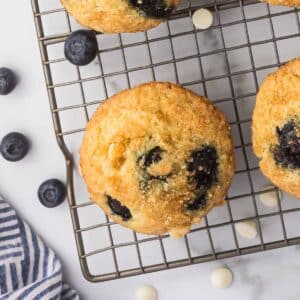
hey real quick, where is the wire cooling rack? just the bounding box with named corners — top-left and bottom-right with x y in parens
top-left (31, 0), bottom-right (300, 283)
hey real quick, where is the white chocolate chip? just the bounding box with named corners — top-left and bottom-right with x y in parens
top-left (235, 221), bottom-right (257, 239)
top-left (259, 185), bottom-right (282, 208)
top-left (210, 267), bottom-right (233, 289)
top-left (192, 8), bottom-right (214, 30)
top-left (135, 285), bottom-right (157, 300)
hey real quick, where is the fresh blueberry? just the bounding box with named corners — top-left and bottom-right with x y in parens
top-left (129, 0), bottom-right (174, 19)
top-left (107, 195), bottom-right (132, 221)
top-left (272, 120), bottom-right (300, 169)
top-left (38, 179), bottom-right (66, 208)
top-left (0, 132), bottom-right (29, 162)
top-left (64, 30), bottom-right (98, 66)
top-left (0, 68), bottom-right (16, 95)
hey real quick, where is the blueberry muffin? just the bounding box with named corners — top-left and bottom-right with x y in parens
top-left (262, 0), bottom-right (299, 6)
top-left (252, 58), bottom-right (300, 198)
top-left (61, 0), bottom-right (181, 33)
top-left (80, 82), bottom-right (235, 237)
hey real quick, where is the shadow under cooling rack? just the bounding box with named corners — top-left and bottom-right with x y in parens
top-left (31, 0), bottom-right (300, 282)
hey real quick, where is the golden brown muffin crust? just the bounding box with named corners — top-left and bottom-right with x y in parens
top-left (252, 58), bottom-right (300, 198)
top-left (80, 82), bottom-right (235, 237)
top-left (262, 0), bottom-right (300, 6)
top-left (61, 0), bottom-right (181, 33)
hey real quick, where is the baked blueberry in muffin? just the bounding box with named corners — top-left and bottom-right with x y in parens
top-left (80, 82), bottom-right (235, 237)
top-left (252, 57), bottom-right (300, 198)
top-left (107, 196), bottom-right (132, 221)
top-left (272, 120), bottom-right (300, 169)
top-left (129, 0), bottom-right (175, 19)
top-left (186, 146), bottom-right (218, 210)
top-left (61, 0), bottom-right (181, 33)
top-left (137, 146), bottom-right (172, 192)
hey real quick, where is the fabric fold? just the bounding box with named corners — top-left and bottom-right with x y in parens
top-left (0, 197), bottom-right (79, 300)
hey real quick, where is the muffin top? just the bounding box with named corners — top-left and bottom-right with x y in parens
top-left (262, 0), bottom-right (300, 7)
top-left (80, 82), bottom-right (235, 237)
top-left (252, 57), bottom-right (300, 198)
top-left (61, 0), bottom-right (181, 33)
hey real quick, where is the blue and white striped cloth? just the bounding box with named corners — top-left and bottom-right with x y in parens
top-left (0, 197), bottom-right (79, 300)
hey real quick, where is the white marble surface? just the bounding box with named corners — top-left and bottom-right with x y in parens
top-left (1, 1), bottom-right (300, 299)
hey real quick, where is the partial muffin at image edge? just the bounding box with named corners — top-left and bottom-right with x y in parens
top-left (61, 0), bottom-right (181, 33)
top-left (252, 57), bottom-right (300, 198)
top-left (80, 82), bottom-right (235, 237)
top-left (262, 0), bottom-right (300, 7)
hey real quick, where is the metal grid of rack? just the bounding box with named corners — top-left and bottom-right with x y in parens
top-left (31, 0), bottom-right (300, 282)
